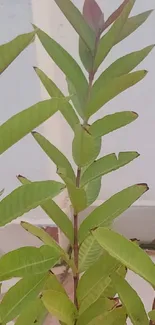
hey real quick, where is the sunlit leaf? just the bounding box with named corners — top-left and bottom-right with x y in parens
top-left (17, 175), bottom-right (73, 243)
top-left (15, 299), bottom-right (46, 325)
top-left (0, 180), bottom-right (65, 227)
top-left (94, 0), bottom-right (135, 70)
top-left (85, 177), bottom-right (101, 207)
top-left (34, 67), bottom-right (79, 130)
top-left (103, 264), bottom-right (127, 298)
top-left (79, 184), bottom-right (148, 243)
top-left (79, 234), bottom-right (103, 273)
top-left (0, 273), bottom-right (48, 323)
top-left (90, 111), bottom-right (138, 138)
top-left (44, 273), bottom-right (66, 295)
top-left (0, 31), bottom-right (35, 74)
top-left (42, 289), bottom-right (77, 325)
top-left (91, 306), bottom-right (127, 325)
top-left (111, 273), bottom-right (149, 325)
top-left (93, 227), bottom-right (155, 287)
top-left (0, 246), bottom-right (60, 280)
top-left (0, 99), bottom-right (63, 154)
top-left (86, 70), bottom-right (147, 118)
top-left (35, 27), bottom-right (88, 110)
top-left (32, 131), bottom-right (75, 182)
top-left (81, 151), bottom-right (139, 186)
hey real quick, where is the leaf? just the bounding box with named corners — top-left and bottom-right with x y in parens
top-left (93, 227), bottom-right (155, 287)
top-left (83, 0), bottom-right (104, 34)
top-left (94, 0), bottom-right (135, 70)
top-left (17, 175), bottom-right (73, 243)
top-left (0, 189), bottom-right (4, 197)
top-left (90, 111), bottom-right (138, 138)
top-left (35, 27), bottom-right (88, 111)
top-left (111, 273), bottom-right (149, 325)
top-left (0, 180), bottom-right (65, 227)
top-left (0, 245), bottom-right (60, 281)
top-left (79, 234), bottom-right (103, 273)
top-left (103, 264), bottom-right (127, 298)
top-left (91, 306), bottom-right (127, 325)
top-left (34, 67), bottom-right (79, 130)
top-left (85, 177), bottom-right (101, 206)
top-left (72, 124), bottom-right (101, 167)
top-left (66, 78), bottom-right (84, 119)
top-left (103, 0), bottom-right (131, 30)
top-left (77, 254), bottom-right (119, 313)
top-left (53, 0), bottom-right (95, 51)
top-left (81, 151), bottom-right (139, 186)
top-left (79, 38), bottom-right (93, 73)
top-left (115, 10), bottom-right (154, 45)
top-left (149, 310), bottom-right (155, 321)
top-left (15, 299), bottom-right (47, 325)
top-left (86, 70), bottom-right (147, 118)
top-left (0, 273), bottom-right (48, 323)
top-left (42, 290), bottom-right (77, 325)
top-left (32, 131), bottom-right (75, 182)
top-left (95, 45), bottom-right (154, 85)
top-left (0, 98), bottom-right (64, 154)
top-left (0, 31), bottom-right (35, 74)
top-left (79, 183), bottom-right (148, 244)
top-left (77, 297), bottom-right (114, 325)
top-left (44, 273), bottom-right (66, 295)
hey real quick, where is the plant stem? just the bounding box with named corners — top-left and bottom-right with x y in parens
top-left (73, 167), bottom-right (81, 309)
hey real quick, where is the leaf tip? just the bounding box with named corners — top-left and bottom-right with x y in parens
top-left (17, 174), bottom-right (25, 180)
top-left (137, 183), bottom-right (149, 192)
top-left (131, 111), bottom-right (139, 119)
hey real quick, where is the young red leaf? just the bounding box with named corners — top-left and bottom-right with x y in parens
top-left (103, 0), bottom-right (132, 31)
top-left (83, 0), bottom-right (104, 35)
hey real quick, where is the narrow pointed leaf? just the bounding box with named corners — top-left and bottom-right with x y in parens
top-left (93, 227), bottom-right (155, 287)
top-left (90, 111), bottom-right (138, 138)
top-left (103, 0), bottom-right (131, 30)
top-left (34, 67), bottom-right (79, 130)
top-left (92, 306), bottom-right (127, 325)
top-left (94, 0), bottom-right (135, 70)
top-left (67, 78), bottom-right (84, 118)
top-left (115, 10), bottom-right (154, 45)
top-left (77, 254), bottom-right (119, 313)
top-left (0, 273), bottom-right (48, 323)
top-left (79, 184), bottom-right (148, 244)
top-left (0, 180), bottom-right (65, 227)
top-left (35, 27), bottom-right (88, 110)
top-left (79, 234), bottom-right (103, 273)
top-left (0, 189), bottom-right (4, 197)
top-left (54, 0), bottom-right (95, 51)
top-left (79, 38), bottom-right (93, 73)
top-left (32, 131), bottom-right (75, 182)
top-left (111, 273), bottom-right (149, 325)
top-left (17, 175), bottom-right (73, 243)
top-left (72, 124), bottom-right (101, 167)
top-left (86, 70), bottom-right (147, 118)
top-left (0, 99), bottom-right (63, 154)
top-left (42, 290), bottom-right (77, 325)
top-left (83, 0), bottom-right (104, 34)
top-left (0, 31), bottom-right (35, 74)
top-left (0, 245), bottom-right (60, 280)
top-left (95, 45), bottom-right (154, 85)
top-left (81, 151), bottom-right (139, 186)
top-left (77, 297), bottom-right (114, 325)
top-left (15, 299), bottom-right (46, 325)
top-left (85, 177), bottom-right (101, 207)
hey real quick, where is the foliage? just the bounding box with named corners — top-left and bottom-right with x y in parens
top-left (0, 0), bottom-right (154, 324)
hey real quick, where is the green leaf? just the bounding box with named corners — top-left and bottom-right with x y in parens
top-left (53, 0), bottom-right (95, 52)
top-left (17, 175), bottom-right (74, 244)
top-left (79, 234), bottom-right (103, 273)
top-left (79, 183), bottom-right (148, 244)
top-left (94, 0), bottom-right (135, 70)
top-left (42, 290), bottom-right (77, 325)
top-left (72, 124), bottom-right (101, 167)
top-left (103, 264), bottom-right (127, 298)
top-left (77, 254), bottom-right (119, 313)
top-left (15, 299), bottom-right (47, 325)
top-left (0, 31), bottom-right (35, 74)
top-left (34, 67), bottom-right (79, 131)
top-left (111, 273), bottom-right (149, 325)
top-left (35, 27), bottom-right (88, 110)
top-left (66, 78), bottom-right (84, 119)
top-left (0, 189), bottom-right (4, 197)
top-left (79, 38), bottom-right (93, 72)
top-left (90, 111), bottom-right (138, 138)
top-left (77, 297), bottom-right (114, 325)
top-left (81, 151), bottom-right (139, 186)
top-left (85, 177), bottom-right (102, 207)
top-left (94, 45), bottom-right (154, 86)
top-left (0, 98), bottom-right (63, 154)
top-left (148, 310), bottom-right (155, 321)
top-left (115, 10), bottom-right (154, 45)
top-left (0, 180), bottom-right (65, 227)
top-left (44, 273), bottom-right (66, 295)
top-left (32, 131), bottom-right (75, 182)
top-left (93, 227), bottom-right (155, 287)
top-left (0, 246), bottom-right (60, 280)
top-left (0, 273), bottom-right (48, 323)
top-left (91, 306), bottom-right (127, 325)
top-left (86, 70), bottom-right (147, 118)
